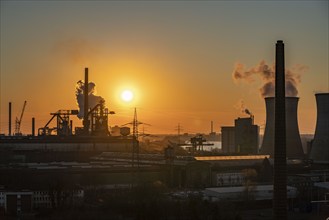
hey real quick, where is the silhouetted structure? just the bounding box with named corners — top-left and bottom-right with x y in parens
top-left (83, 67), bottom-right (89, 135)
top-left (261, 97), bottom-right (304, 158)
top-left (235, 117), bottom-right (259, 154)
top-left (273, 40), bottom-right (287, 219)
top-left (309, 93), bottom-right (329, 163)
top-left (221, 117), bottom-right (259, 154)
top-left (8, 102), bottom-right (12, 136)
top-left (122, 108), bottom-right (150, 168)
top-left (221, 126), bottom-right (235, 153)
top-left (14, 101), bottom-right (27, 136)
top-left (32, 117), bottom-right (35, 136)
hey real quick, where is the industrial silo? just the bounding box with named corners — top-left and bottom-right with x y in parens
top-left (309, 93), bottom-right (329, 163)
top-left (260, 97), bottom-right (304, 158)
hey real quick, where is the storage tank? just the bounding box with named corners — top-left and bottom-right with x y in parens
top-left (260, 97), bottom-right (304, 158)
top-left (120, 127), bottom-right (130, 136)
top-left (309, 93), bottom-right (329, 163)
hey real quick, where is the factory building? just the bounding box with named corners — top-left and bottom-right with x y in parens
top-left (204, 185), bottom-right (297, 202)
top-left (0, 188), bottom-right (84, 215)
top-left (221, 117), bottom-right (259, 154)
top-left (221, 127), bottom-right (235, 153)
top-left (0, 190), bottom-right (32, 216)
top-left (235, 117), bottom-right (259, 154)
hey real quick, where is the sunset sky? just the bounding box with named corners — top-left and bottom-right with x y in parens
top-left (0, 1), bottom-right (328, 135)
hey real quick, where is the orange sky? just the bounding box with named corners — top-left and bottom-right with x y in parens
top-left (1, 1), bottom-right (328, 135)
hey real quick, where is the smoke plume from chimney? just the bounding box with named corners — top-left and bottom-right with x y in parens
top-left (232, 60), bottom-right (308, 97)
top-left (234, 99), bottom-right (252, 116)
top-left (76, 81), bottom-right (104, 119)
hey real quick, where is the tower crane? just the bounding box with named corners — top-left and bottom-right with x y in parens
top-left (14, 101), bottom-right (27, 136)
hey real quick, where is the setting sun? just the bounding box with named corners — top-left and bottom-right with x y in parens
top-left (121, 90), bottom-right (134, 102)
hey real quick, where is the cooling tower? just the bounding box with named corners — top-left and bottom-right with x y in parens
top-left (260, 97), bottom-right (304, 158)
top-left (309, 93), bottom-right (329, 163)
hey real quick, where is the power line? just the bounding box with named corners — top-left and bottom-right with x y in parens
top-left (174, 123), bottom-right (183, 145)
top-left (122, 108), bottom-right (150, 169)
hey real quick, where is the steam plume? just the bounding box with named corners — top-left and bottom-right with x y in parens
top-left (76, 81), bottom-right (104, 119)
top-left (234, 99), bottom-right (252, 116)
top-left (232, 60), bottom-right (308, 97)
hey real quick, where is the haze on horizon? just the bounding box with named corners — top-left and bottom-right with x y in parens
top-left (0, 1), bottom-right (328, 135)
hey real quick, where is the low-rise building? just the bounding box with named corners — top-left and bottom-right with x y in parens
top-left (204, 185), bottom-right (297, 202)
top-left (0, 187), bottom-right (84, 215)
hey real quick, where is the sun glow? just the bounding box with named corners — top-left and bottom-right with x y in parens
top-left (121, 90), bottom-right (134, 102)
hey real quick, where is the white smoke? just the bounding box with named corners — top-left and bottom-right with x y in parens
top-left (232, 60), bottom-right (308, 97)
top-left (76, 80), bottom-right (104, 119)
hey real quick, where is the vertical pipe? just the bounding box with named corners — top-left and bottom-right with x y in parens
top-left (32, 117), bottom-right (35, 136)
top-left (273, 40), bottom-right (287, 219)
top-left (211, 121), bottom-right (213, 133)
top-left (70, 120), bottom-right (73, 135)
top-left (9, 102), bottom-right (12, 136)
top-left (84, 67), bottom-right (89, 135)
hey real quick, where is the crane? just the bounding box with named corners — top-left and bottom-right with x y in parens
top-left (14, 101), bottom-right (27, 136)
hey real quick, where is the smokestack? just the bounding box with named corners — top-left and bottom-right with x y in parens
top-left (309, 93), bottom-right (329, 163)
top-left (70, 120), bottom-right (73, 135)
top-left (32, 117), bottom-right (35, 136)
top-left (261, 97), bottom-right (304, 158)
top-left (84, 67), bottom-right (89, 135)
top-left (273, 40), bottom-right (287, 219)
top-left (211, 121), bottom-right (213, 133)
top-left (9, 102), bottom-right (12, 136)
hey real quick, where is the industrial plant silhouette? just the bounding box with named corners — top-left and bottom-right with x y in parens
top-left (0, 41), bottom-right (328, 219)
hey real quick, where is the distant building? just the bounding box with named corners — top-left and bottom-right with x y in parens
top-left (204, 185), bottom-right (297, 202)
top-left (235, 117), bottom-right (259, 154)
top-left (221, 127), bottom-right (235, 153)
top-left (34, 188), bottom-right (84, 208)
top-left (221, 117), bottom-right (259, 154)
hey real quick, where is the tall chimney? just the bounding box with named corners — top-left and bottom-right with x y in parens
top-left (9, 102), bottom-right (12, 136)
top-left (273, 40), bottom-right (287, 219)
top-left (83, 68), bottom-right (89, 135)
top-left (32, 117), bottom-right (35, 136)
top-left (211, 121), bottom-right (213, 133)
top-left (309, 93), bottom-right (329, 163)
top-left (70, 120), bottom-right (73, 135)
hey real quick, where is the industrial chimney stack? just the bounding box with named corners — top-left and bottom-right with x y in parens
top-left (273, 40), bottom-right (287, 220)
top-left (9, 102), bottom-right (12, 136)
top-left (309, 93), bottom-right (329, 163)
top-left (83, 68), bottom-right (89, 135)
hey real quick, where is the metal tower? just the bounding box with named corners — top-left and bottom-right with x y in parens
top-left (14, 101), bottom-right (27, 136)
top-left (123, 108), bottom-right (150, 168)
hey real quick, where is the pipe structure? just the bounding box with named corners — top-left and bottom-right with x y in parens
top-left (9, 102), bottom-right (12, 136)
top-left (70, 120), bottom-right (73, 135)
top-left (32, 117), bottom-right (35, 136)
top-left (83, 68), bottom-right (89, 135)
top-left (273, 40), bottom-right (287, 219)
